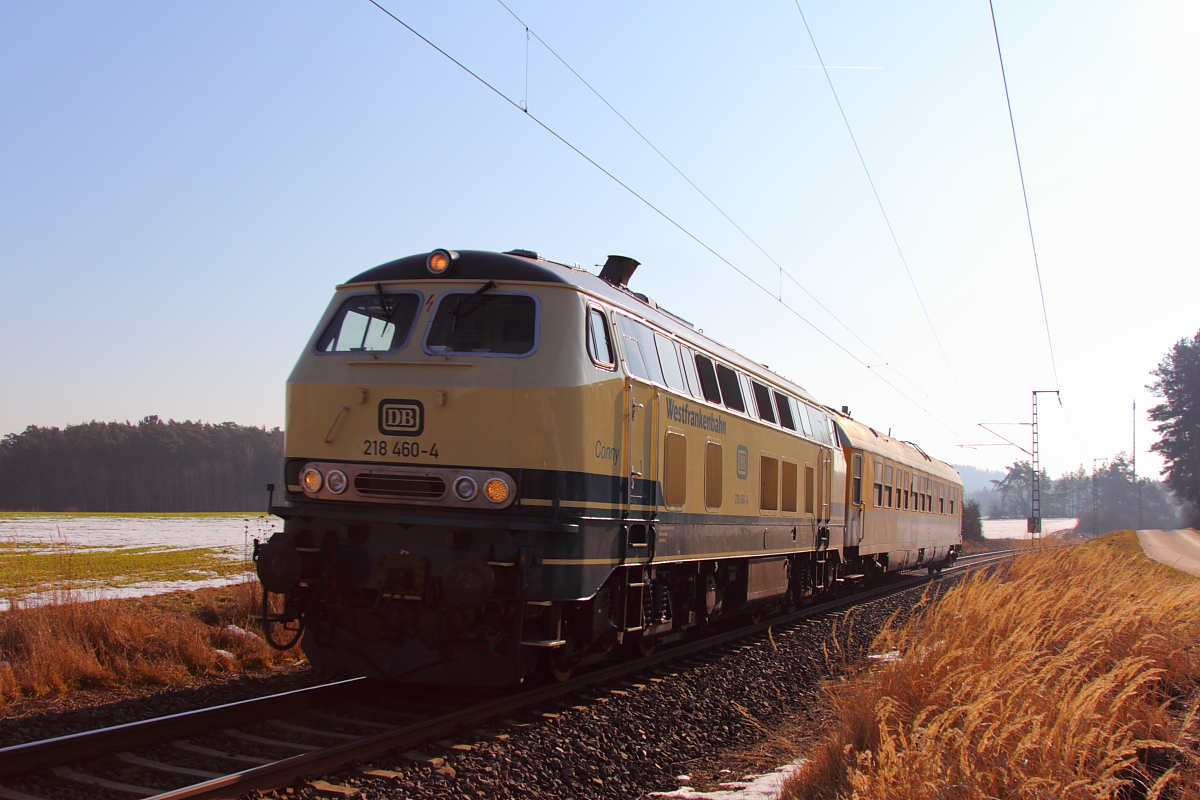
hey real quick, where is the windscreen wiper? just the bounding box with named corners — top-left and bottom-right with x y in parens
top-left (450, 281), bottom-right (497, 329)
top-left (374, 282), bottom-right (396, 322)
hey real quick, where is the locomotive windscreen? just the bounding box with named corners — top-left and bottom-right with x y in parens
top-left (425, 293), bottom-right (537, 355)
top-left (316, 292), bottom-right (421, 353)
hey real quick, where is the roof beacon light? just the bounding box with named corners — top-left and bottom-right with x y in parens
top-left (427, 249), bottom-right (458, 276)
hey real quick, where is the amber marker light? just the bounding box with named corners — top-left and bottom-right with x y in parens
top-left (426, 249), bottom-right (458, 276)
top-left (484, 478), bottom-right (510, 504)
top-left (301, 467), bottom-right (323, 493)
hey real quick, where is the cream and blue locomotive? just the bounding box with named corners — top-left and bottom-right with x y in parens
top-left (255, 249), bottom-right (963, 684)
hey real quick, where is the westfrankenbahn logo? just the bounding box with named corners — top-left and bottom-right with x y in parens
top-left (665, 397), bottom-right (727, 435)
top-left (378, 399), bottom-right (424, 436)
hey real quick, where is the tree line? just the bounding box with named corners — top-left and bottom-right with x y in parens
top-left (983, 456), bottom-right (1179, 533)
top-left (0, 417), bottom-right (282, 512)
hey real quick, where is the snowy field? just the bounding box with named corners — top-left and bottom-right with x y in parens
top-left (0, 513), bottom-right (281, 607)
top-left (983, 517), bottom-right (1079, 540)
top-left (0, 512), bottom-right (280, 552)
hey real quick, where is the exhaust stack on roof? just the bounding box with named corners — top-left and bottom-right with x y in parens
top-left (599, 255), bottom-right (640, 287)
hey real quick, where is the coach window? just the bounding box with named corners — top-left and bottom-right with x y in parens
top-left (694, 355), bottom-right (723, 405)
top-left (903, 470), bottom-right (911, 510)
top-left (760, 456), bottom-right (779, 511)
top-left (884, 464), bottom-right (894, 508)
top-left (655, 334), bottom-right (688, 394)
top-left (775, 391), bottom-right (796, 431)
top-left (716, 364), bottom-right (745, 413)
top-left (852, 454), bottom-right (863, 506)
top-left (873, 460), bottom-right (883, 507)
top-left (318, 292), bottom-right (421, 353)
top-left (663, 431), bottom-right (687, 507)
top-left (586, 307), bottom-right (615, 368)
top-left (425, 292), bottom-right (538, 356)
top-left (782, 459), bottom-right (799, 513)
top-left (752, 382), bottom-right (777, 424)
top-left (705, 442), bottom-right (723, 510)
top-left (805, 465), bottom-right (816, 514)
top-left (615, 315), bottom-right (664, 384)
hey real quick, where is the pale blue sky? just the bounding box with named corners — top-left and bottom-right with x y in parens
top-left (2, 0), bottom-right (1196, 479)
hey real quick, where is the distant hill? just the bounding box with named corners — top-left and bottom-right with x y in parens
top-left (952, 463), bottom-right (1004, 517)
top-left (951, 464), bottom-right (1005, 495)
top-left (0, 417), bottom-right (282, 512)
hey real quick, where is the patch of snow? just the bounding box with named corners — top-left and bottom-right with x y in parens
top-left (868, 650), bottom-right (901, 663)
top-left (652, 760), bottom-right (806, 800)
top-left (214, 649), bottom-right (236, 660)
top-left (224, 624), bottom-right (260, 640)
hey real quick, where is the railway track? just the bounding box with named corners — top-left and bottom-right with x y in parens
top-left (0, 548), bottom-right (1017, 800)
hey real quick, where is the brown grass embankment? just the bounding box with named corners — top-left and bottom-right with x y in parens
top-left (0, 581), bottom-right (302, 703)
top-left (782, 530), bottom-right (1200, 799)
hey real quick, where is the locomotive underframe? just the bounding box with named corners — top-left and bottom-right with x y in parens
top-left (258, 506), bottom-right (955, 684)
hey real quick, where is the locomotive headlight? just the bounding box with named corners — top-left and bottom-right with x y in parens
top-left (326, 469), bottom-right (348, 495)
top-left (301, 467), bottom-right (323, 493)
top-left (484, 477), bottom-right (510, 504)
top-left (426, 248), bottom-right (458, 276)
top-left (453, 476), bottom-right (478, 501)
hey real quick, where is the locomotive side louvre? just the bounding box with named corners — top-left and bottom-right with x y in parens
top-left (259, 249), bottom-right (961, 685)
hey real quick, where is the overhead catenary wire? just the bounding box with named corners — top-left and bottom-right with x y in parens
top-left (362, 0), bottom-right (973, 445)
top-left (492, 0), bottom-right (892, 368)
top-left (792, 1), bottom-right (967, 404)
top-left (987, 0), bottom-right (1060, 394)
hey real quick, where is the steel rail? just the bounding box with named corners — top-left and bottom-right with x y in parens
top-left (0, 678), bottom-right (365, 778)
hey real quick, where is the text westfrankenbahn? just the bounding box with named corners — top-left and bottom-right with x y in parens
top-left (665, 397), bottom-right (727, 435)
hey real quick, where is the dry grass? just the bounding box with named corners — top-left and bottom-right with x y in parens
top-left (782, 530), bottom-right (1200, 800)
top-left (0, 581), bottom-right (302, 703)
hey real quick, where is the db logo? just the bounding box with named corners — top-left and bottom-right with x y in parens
top-left (378, 399), bottom-right (424, 436)
top-left (736, 445), bottom-right (749, 480)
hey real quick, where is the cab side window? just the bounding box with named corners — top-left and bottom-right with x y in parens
top-left (716, 364), bottom-right (745, 413)
top-left (586, 307), bottom-right (614, 368)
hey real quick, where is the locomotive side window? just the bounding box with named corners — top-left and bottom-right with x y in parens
top-left (752, 382), bottom-right (776, 424)
top-left (782, 459), bottom-right (799, 513)
top-left (615, 315), bottom-right (664, 384)
top-left (806, 406), bottom-right (829, 445)
top-left (775, 391), bottom-right (796, 430)
top-left (655, 333), bottom-right (689, 394)
top-left (705, 442), bottom-right (723, 509)
top-left (425, 292), bottom-right (538, 356)
top-left (663, 432), bottom-right (687, 506)
top-left (873, 460), bottom-right (883, 507)
top-left (793, 398), bottom-right (813, 438)
top-left (694, 355), bottom-right (722, 404)
top-left (679, 346), bottom-right (702, 399)
top-left (716, 364), bottom-right (745, 413)
top-left (586, 307), bottom-right (614, 368)
top-left (317, 292), bottom-right (421, 353)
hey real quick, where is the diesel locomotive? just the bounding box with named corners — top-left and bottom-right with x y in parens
top-left (254, 249), bottom-right (963, 684)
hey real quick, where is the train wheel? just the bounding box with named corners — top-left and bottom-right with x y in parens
top-left (551, 664), bottom-right (574, 682)
top-left (637, 635), bottom-right (657, 657)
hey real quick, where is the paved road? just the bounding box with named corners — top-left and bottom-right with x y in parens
top-left (1136, 529), bottom-right (1200, 578)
